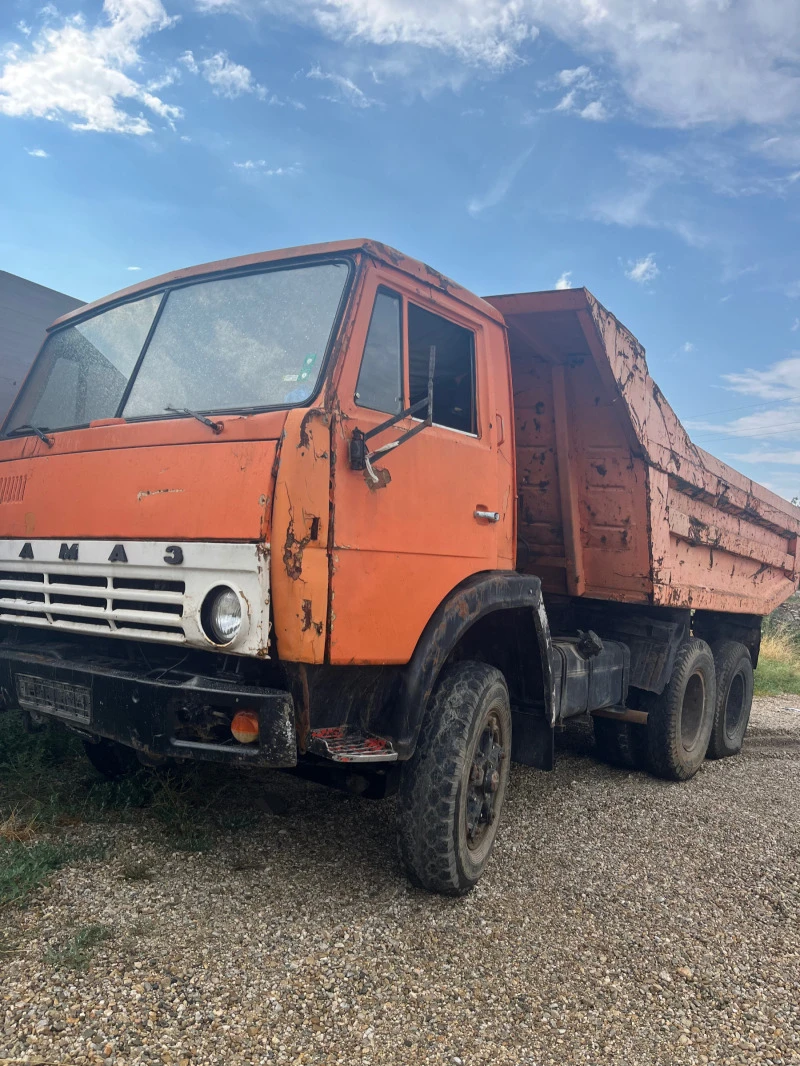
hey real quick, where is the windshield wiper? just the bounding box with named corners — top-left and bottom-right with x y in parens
top-left (5, 424), bottom-right (54, 447)
top-left (165, 406), bottom-right (223, 435)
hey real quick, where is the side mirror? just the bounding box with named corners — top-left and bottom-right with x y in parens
top-left (349, 346), bottom-right (436, 484)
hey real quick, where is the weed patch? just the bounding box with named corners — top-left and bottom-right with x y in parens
top-left (45, 923), bottom-right (112, 971)
top-left (755, 623), bottom-right (800, 697)
top-left (0, 839), bottom-right (70, 909)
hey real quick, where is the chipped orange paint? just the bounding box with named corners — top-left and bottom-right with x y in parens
top-left (269, 408), bottom-right (331, 663)
top-left (1, 241), bottom-right (797, 675)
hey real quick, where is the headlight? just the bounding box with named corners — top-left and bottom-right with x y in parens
top-left (201, 586), bottom-right (242, 644)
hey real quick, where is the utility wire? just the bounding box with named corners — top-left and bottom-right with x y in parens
top-left (692, 419), bottom-right (800, 445)
top-left (682, 391), bottom-right (800, 421)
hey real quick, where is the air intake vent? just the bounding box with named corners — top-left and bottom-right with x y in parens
top-left (0, 476), bottom-right (27, 505)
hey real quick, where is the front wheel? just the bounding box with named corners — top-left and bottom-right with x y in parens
top-left (83, 738), bottom-right (138, 779)
top-left (397, 661), bottom-right (512, 896)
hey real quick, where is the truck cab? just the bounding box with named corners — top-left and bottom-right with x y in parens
top-left (0, 239), bottom-right (795, 894)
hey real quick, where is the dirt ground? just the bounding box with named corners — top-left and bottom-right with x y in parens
top-left (1, 696), bottom-right (799, 1066)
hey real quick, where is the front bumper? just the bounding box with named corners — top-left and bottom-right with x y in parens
top-left (0, 641), bottom-right (297, 768)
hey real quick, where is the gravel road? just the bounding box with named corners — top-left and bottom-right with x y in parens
top-left (2, 696), bottom-right (799, 1066)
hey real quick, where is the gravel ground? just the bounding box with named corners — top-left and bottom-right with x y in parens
top-left (2, 696), bottom-right (799, 1066)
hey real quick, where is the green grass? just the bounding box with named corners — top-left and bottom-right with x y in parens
top-left (45, 923), bottom-right (112, 971)
top-left (754, 624), bottom-right (800, 697)
top-left (0, 838), bottom-right (71, 909)
top-left (754, 658), bottom-right (800, 696)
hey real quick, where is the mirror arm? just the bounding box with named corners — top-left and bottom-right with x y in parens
top-left (349, 346), bottom-right (436, 474)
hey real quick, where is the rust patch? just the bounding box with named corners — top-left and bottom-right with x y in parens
top-left (282, 498), bottom-right (321, 581)
top-left (298, 408), bottom-right (326, 450)
top-left (301, 599), bottom-right (324, 636)
top-left (365, 466), bottom-right (391, 490)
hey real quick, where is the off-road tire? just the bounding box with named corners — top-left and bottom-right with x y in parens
top-left (83, 739), bottom-right (138, 779)
top-left (707, 640), bottom-right (753, 759)
top-left (593, 717), bottom-right (651, 771)
top-left (646, 638), bottom-right (716, 781)
top-left (397, 661), bottom-right (511, 896)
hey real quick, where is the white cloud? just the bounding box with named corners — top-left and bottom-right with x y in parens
top-left (722, 356), bottom-right (800, 401)
top-left (467, 144), bottom-right (533, 216)
top-left (199, 51), bottom-right (264, 98)
top-left (729, 450), bottom-right (800, 466)
top-left (684, 357), bottom-right (800, 458)
top-left (579, 100), bottom-right (607, 122)
top-left (681, 341), bottom-right (694, 353)
top-left (25, 147), bottom-right (48, 157)
top-left (233, 159), bottom-right (301, 176)
top-left (557, 65), bottom-right (590, 87)
top-left (194, 0), bottom-right (800, 133)
top-left (296, 1), bottom-right (537, 68)
top-left (554, 271), bottom-right (572, 290)
top-left (178, 49), bottom-right (198, 75)
top-left (625, 253), bottom-right (659, 284)
top-left (549, 65), bottom-right (609, 120)
top-left (127, 265), bottom-right (142, 270)
top-left (307, 67), bottom-right (377, 108)
top-left (0, 0), bottom-right (182, 135)
top-left (792, 319), bottom-right (800, 332)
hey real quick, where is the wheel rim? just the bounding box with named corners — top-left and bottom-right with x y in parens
top-left (725, 671), bottom-right (746, 736)
top-left (463, 708), bottom-right (508, 856)
top-left (680, 672), bottom-right (706, 751)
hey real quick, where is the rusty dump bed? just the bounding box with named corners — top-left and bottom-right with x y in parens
top-left (486, 288), bottom-right (800, 616)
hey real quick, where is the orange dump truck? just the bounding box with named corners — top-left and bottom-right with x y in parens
top-left (1, 239), bottom-right (798, 893)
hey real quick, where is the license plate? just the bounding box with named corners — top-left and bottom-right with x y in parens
top-left (16, 673), bottom-right (92, 724)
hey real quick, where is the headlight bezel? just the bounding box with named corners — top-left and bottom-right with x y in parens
top-left (200, 585), bottom-right (244, 646)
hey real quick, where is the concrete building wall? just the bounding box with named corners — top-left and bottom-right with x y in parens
top-left (0, 270), bottom-right (84, 424)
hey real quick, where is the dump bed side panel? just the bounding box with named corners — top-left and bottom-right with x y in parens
top-left (486, 288), bottom-right (800, 617)
top-left (587, 296), bottom-right (800, 614)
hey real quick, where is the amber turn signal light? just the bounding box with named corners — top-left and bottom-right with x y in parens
top-left (231, 710), bottom-right (259, 744)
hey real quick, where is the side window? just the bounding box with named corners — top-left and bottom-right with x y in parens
top-left (355, 290), bottom-right (402, 414)
top-left (408, 303), bottom-right (476, 434)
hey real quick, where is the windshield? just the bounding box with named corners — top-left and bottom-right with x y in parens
top-left (5, 261), bottom-right (350, 434)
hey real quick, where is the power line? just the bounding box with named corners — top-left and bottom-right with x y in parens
top-left (682, 392), bottom-right (800, 421)
top-left (693, 418), bottom-right (800, 445)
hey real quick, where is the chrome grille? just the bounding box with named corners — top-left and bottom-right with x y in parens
top-left (0, 568), bottom-right (186, 641)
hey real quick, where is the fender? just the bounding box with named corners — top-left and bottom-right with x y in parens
top-left (394, 571), bottom-right (557, 758)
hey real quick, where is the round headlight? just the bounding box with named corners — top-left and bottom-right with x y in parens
top-left (202, 586), bottom-right (242, 645)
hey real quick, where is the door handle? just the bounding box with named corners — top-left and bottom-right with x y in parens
top-left (474, 509), bottom-right (500, 522)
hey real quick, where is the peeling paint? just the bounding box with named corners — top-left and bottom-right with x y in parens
top-left (136, 488), bottom-right (183, 502)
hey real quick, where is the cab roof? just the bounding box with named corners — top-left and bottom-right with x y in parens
top-left (50, 239), bottom-right (506, 330)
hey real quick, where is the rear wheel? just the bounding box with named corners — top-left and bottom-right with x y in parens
top-left (707, 640), bottom-right (753, 759)
top-left (397, 661), bottom-right (511, 896)
top-left (646, 638), bottom-right (716, 781)
top-left (593, 717), bottom-right (650, 770)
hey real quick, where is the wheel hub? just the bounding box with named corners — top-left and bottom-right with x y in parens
top-left (466, 719), bottom-right (506, 849)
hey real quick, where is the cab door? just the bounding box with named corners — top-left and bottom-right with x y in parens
top-left (329, 266), bottom-right (504, 665)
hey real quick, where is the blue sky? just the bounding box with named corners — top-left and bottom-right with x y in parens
top-left (1, 0), bottom-right (800, 497)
